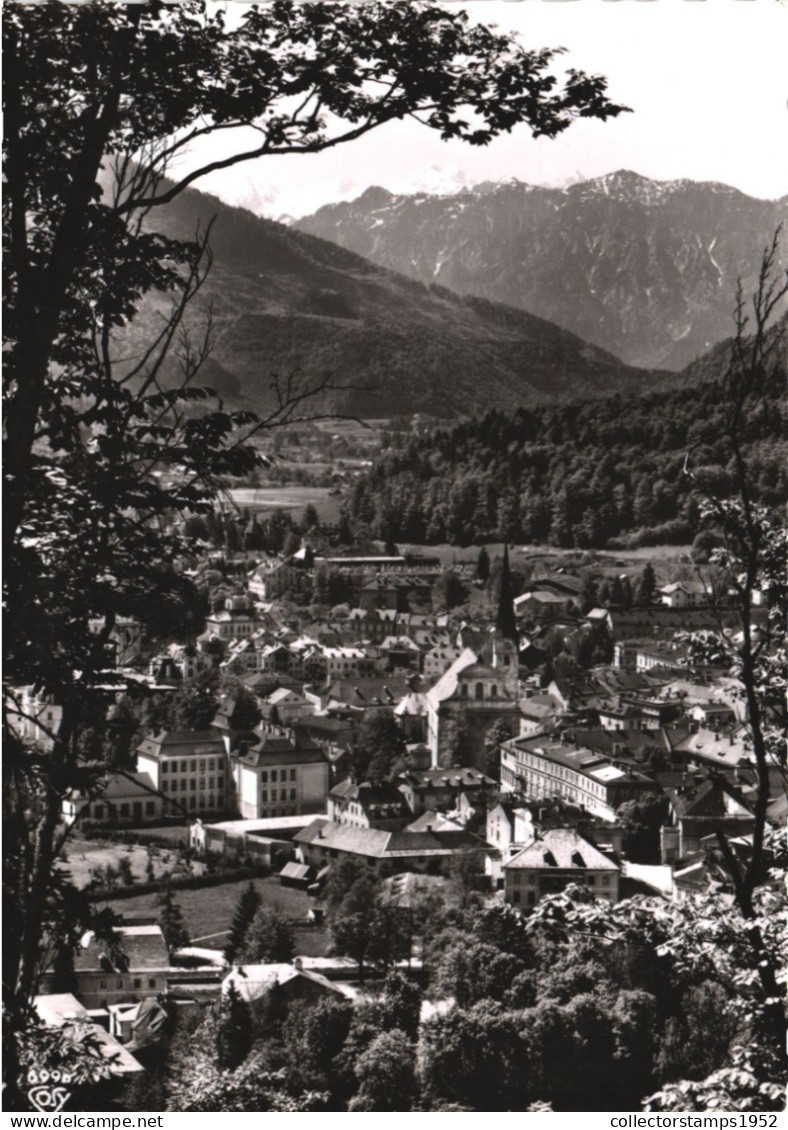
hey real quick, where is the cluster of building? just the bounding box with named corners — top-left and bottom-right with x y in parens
top-left (23, 547), bottom-right (784, 1089)
top-left (14, 548), bottom-right (780, 917)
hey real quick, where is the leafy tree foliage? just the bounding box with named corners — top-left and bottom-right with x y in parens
top-left (355, 710), bottom-right (407, 787)
top-left (324, 860), bottom-right (407, 979)
top-left (347, 375), bottom-right (785, 549)
top-left (349, 1029), bottom-right (418, 1112)
top-left (237, 904), bottom-right (295, 965)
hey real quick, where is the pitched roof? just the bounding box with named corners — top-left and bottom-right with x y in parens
top-left (74, 923), bottom-right (170, 972)
top-left (505, 829), bottom-right (619, 872)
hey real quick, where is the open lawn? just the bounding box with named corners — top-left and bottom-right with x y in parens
top-left (100, 876), bottom-right (328, 957)
top-left (61, 837), bottom-right (188, 889)
top-left (228, 485), bottom-right (342, 524)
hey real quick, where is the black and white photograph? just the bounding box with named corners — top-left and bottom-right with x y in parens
top-left (3, 0), bottom-right (787, 1115)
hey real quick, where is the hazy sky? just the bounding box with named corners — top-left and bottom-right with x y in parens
top-left (190, 0), bottom-right (788, 218)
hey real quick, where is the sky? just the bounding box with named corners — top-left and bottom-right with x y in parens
top-left (188, 0), bottom-right (788, 219)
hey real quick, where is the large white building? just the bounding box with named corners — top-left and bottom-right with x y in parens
top-left (232, 726), bottom-right (329, 820)
top-left (136, 730), bottom-right (229, 815)
top-left (499, 735), bottom-right (656, 822)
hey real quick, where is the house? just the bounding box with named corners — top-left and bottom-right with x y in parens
top-left (136, 730), bottom-right (229, 816)
top-left (394, 690), bottom-right (430, 743)
top-left (661, 778), bottom-right (754, 862)
top-left (41, 919), bottom-right (171, 1011)
top-left (660, 581), bottom-right (712, 608)
top-left (62, 772), bottom-right (164, 826)
top-left (423, 643), bottom-right (466, 680)
top-left (294, 817), bottom-right (494, 875)
top-left (514, 590), bottom-right (573, 622)
top-left (231, 725), bottom-right (329, 820)
top-left (203, 595), bottom-right (259, 641)
top-left (485, 802), bottom-right (536, 858)
top-left (264, 687), bottom-right (316, 725)
top-left (222, 962), bottom-right (347, 1008)
top-left (6, 686), bottom-right (63, 750)
top-left (33, 994), bottom-right (144, 1075)
top-left (327, 779), bottom-right (411, 830)
top-left (594, 695), bottom-right (681, 732)
top-left (503, 828), bottom-right (620, 909)
top-left (397, 767), bottom-right (497, 816)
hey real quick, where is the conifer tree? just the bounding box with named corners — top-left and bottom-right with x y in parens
top-left (224, 882), bottom-right (262, 965)
top-left (157, 882), bottom-right (190, 954)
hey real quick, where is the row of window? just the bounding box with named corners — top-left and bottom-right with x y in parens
top-left (98, 976), bottom-right (158, 990)
top-left (161, 758), bottom-right (223, 773)
top-left (259, 768), bottom-right (297, 784)
top-left (90, 801), bottom-right (157, 819)
top-left (162, 777), bottom-right (224, 793)
top-left (260, 788), bottom-right (297, 802)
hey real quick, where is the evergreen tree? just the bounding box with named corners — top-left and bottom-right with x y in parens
top-left (215, 985), bottom-right (253, 1071)
top-left (224, 882), bottom-right (262, 965)
top-left (475, 546), bottom-right (491, 583)
top-left (635, 562), bottom-right (657, 606)
top-left (157, 882), bottom-right (190, 953)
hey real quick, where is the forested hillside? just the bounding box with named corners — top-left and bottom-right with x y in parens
top-left (347, 371), bottom-right (787, 548)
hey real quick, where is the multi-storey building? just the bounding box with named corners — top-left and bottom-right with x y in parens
top-left (231, 725), bottom-right (329, 820)
top-left (499, 735), bottom-right (656, 822)
top-left (503, 828), bottom-right (620, 909)
top-left (136, 730), bottom-right (229, 815)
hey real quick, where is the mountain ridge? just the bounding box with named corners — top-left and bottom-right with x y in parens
top-left (296, 171), bottom-right (788, 371)
top-left (125, 183), bottom-right (662, 419)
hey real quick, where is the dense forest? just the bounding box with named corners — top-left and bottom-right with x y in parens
top-left (347, 372), bottom-right (787, 548)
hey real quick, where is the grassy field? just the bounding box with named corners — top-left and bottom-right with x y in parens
top-left (100, 876), bottom-right (328, 956)
top-left (61, 837), bottom-right (188, 889)
top-left (228, 485), bottom-right (343, 524)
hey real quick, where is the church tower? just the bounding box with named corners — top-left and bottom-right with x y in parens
top-left (486, 544), bottom-right (519, 697)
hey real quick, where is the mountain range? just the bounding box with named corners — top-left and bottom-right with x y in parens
top-left (132, 183), bottom-right (658, 418)
top-left (295, 171), bottom-right (787, 371)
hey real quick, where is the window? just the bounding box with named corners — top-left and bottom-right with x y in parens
top-left (93, 804), bottom-right (104, 819)
top-left (120, 803), bottom-right (129, 817)
top-left (490, 684), bottom-right (498, 698)
top-left (290, 769), bottom-right (296, 781)
top-left (290, 789), bottom-right (296, 801)
top-left (271, 770), bottom-right (278, 782)
top-left (148, 978), bottom-right (156, 989)
top-left (261, 771), bottom-right (268, 783)
top-left (133, 978), bottom-right (142, 989)
top-left (189, 796), bottom-right (197, 810)
top-left (116, 978), bottom-right (124, 989)
top-left (190, 759), bottom-right (197, 771)
top-left (271, 789), bottom-right (277, 802)
top-left (100, 979), bottom-right (107, 990)
top-left (208, 777), bottom-right (214, 790)
top-left (180, 760), bottom-right (187, 772)
top-left (162, 780), bottom-right (169, 792)
top-left (161, 761), bottom-right (168, 774)
top-left (475, 682), bottom-right (484, 700)
top-left (218, 779), bottom-right (224, 791)
top-left (146, 801), bottom-right (155, 815)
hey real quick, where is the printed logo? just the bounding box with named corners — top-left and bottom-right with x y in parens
top-left (26, 1069), bottom-right (72, 1112)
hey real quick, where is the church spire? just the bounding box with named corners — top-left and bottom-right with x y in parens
top-left (495, 543), bottom-right (518, 647)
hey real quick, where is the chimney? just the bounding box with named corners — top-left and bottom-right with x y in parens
top-left (293, 956), bottom-right (303, 970)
